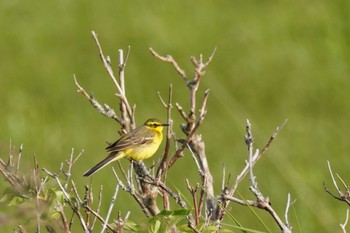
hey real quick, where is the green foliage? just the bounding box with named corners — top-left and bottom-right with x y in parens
top-left (148, 209), bottom-right (191, 233)
top-left (0, 175), bottom-right (65, 223)
top-left (122, 220), bottom-right (140, 232)
top-left (0, 188), bottom-right (26, 206)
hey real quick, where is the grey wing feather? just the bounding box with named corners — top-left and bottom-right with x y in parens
top-left (106, 129), bottom-right (155, 153)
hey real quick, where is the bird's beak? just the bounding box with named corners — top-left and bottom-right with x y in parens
top-left (162, 123), bottom-right (170, 126)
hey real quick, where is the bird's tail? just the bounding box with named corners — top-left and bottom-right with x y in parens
top-left (83, 152), bottom-right (125, 177)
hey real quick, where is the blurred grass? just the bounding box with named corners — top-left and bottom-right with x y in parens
top-left (0, 0), bottom-right (350, 232)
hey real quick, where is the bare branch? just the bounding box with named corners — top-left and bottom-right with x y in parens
top-left (149, 47), bottom-right (188, 81)
top-left (91, 185), bottom-right (104, 230)
top-left (114, 211), bottom-right (131, 233)
top-left (142, 174), bottom-right (188, 209)
top-left (117, 47), bottom-right (135, 130)
top-left (56, 202), bottom-right (70, 233)
top-left (229, 119), bottom-right (288, 196)
top-left (245, 119), bottom-right (257, 188)
top-left (285, 193), bottom-right (291, 227)
top-left (157, 91), bottom-right (168, 108)
top-left (118, 46), bottom-right (131, 74)
top-left (327, 160), bottom-right (341, 193)
top-left (324, 161), bottom-right (350, 205)
top-left (112, 167), bottom-right (151, 217)
top-left (250, 186), bottom-right (292, 233)
top-left (91, 31), bottom-right (123, 94)
top-left (16, 144), bottom-right (23, 171)
top-left (175, 102), bottom-right (187, 121)
top-left (340, 209), bottom-right (349, 233)
top-left (18, 225), bottom-right (27, 233)
top-left (64, 148), bottom-right (81, 189)
top-left (101, 185), bottom-right (119, 233)
top-left (156, 84), bottom-right (173, 180)
top-left (186, 179), bottom-right (200, 225)
top-left (74, 75), bottom-right (121, 122)
top-left (84, 205), bottom-right (115, 232)
top-left (260, 118), bottom-right (288, 157)
top-left (204, 47), bottom-right (217, 67)
top-left (43, 168), bottom-right (89, 233)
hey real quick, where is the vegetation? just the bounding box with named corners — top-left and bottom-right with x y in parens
top-left (1, 1), bottom-right (350, 232)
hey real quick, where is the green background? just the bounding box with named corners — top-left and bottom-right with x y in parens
top-left (1, 0), bottom-right (350, 232)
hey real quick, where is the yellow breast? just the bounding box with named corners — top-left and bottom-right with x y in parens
top-left (125, 130), bottom-right (163, 161)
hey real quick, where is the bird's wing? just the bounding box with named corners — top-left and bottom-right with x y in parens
top-left (106, 129), bottom-right (155, 153)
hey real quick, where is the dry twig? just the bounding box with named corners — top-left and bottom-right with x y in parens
top-left (340, 209), bottom-right (349, 233)
top-left (324, 161), bottom-right (350, 205)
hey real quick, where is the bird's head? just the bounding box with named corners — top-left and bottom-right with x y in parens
top-left (144, 118), bottom-right (169, 132)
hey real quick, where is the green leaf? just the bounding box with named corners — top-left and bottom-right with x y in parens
top-left (8, 195), bottom-right (26, 206)
top-left (155, 209), bottom-right (191, 217)
top-left (149, 219), bottom-right (161, 233)
top-left (172, 209), bottom-right (191, 216)
top-left (0, 188), bottom-right (15, 203)
top-left (219, 229), bottom-right (235, 233)
top-left (123, 220), bottom-right (140, 232)
top-left (177, 224), bottom-right (194, 233)
top-left (156, 210), bottom-right (174, 217)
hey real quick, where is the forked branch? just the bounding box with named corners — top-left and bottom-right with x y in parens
top-left (324, 160), bottom-right (350, 206)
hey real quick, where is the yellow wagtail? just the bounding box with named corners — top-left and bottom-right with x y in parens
top-left (83, 118), bottom-right (169, 177)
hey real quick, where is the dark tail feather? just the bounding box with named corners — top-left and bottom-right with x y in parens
top-left (83, 153), bottom-right (117, 177)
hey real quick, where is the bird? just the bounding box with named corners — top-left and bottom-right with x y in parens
top-left (83, 118), bottom-right (169, 177)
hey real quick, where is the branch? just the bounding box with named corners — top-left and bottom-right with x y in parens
top-left (142, 174), bottom-right (188, 209)
top-left (156, 85), bottom-right (174, 180)
top-left (117, 47), bottom-right (135, 130)
top-left (186, 179), bottom-right (200, 225)
top-left (340, 209), bottom-right (349, 233)
top-left (245, 119), bottom-right (257, 188)
top-left (218, 119), bottom-right (291, 232)
top-left (43, 168), bottom-right (90, 233)
top-left (101, 185), bottom-right (119, 233)
top-left (91, 31), bottom-right (123, 94)
top-left (74, 75), bottom-right (121, 122)
top-left (112, 167), bottom-right (152, 217)
top-left (168, 90), bottom-right (210, 168)
top-left (324, 160), bottom-right (350, 205)
top-left (149, 47), bottom-right (188, 81)
top-left (75, 31), bottom-right (135, 134)
top-left (84, 205), bottom-right (116, 232)
top-left (228, 119), bottom-right (288, 196)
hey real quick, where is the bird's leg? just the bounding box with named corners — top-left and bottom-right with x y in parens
top-left (132, 160), bottom-right (149, 178)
